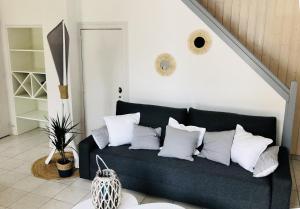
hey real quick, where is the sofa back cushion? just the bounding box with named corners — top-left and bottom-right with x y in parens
top-left (188, 108), bottom-right (277, 143)
top-left (116, 101), bottom-right (188, 141)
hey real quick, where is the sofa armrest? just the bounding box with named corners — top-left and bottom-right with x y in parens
top-left (270, 146), bottom-right (292, 209)
top-left (79, 135), bottom-right (97, 179)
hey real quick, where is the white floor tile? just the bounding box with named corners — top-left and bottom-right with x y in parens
top-left (12, 161), bottom-right (33, 175)
top-left (32, 181), bottom-right (68, 198)
top-left (0, 168), bottom-right (8, 175)
top-left (0, 184), bottom-right (8, 193)
top-left (0, 171), bottom-right (27, 186)
top-left (54, 185), bottom-right (89, 204)
top-left (12, 175), bottom-right (46, 192)
top-left (0, 146), bottom-right (30, 158)
top-left (0, 158), bottom-right (25, 170)
top-left (70, 178), bottom-right (92, 190)
top-left (0, 188), bottom-right (27, 207)
top-left (39, 199), bottom-right (73, 209)
top-left (0, 155), bottom-right (10, 162)
top-left (8, 193), bottom-right (50, 209)
top-left (79, 193), bottom-right (90, 202)
top-left (14, 146), bottom-right (49, 162)
top-left (51, 176), bottom-right (78, 185)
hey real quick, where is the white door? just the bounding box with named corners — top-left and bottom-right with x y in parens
top-left (0, 56), bottom-right (11, 138)
top-left (81, 28), bottom-right (128, 136)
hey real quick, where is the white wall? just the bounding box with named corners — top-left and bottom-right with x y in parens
top-left (0, 0), bottom-right (286, 144)
top-left (78, 0), bottom-right (286, 143)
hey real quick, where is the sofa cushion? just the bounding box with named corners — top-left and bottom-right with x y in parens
top-left (129, 125), bottom-right (161, 150)
top-left (158, 126), bottom-right (199, 161)
top-left (91, 126), bottom-right (109, 149)
top-left (231, 124), bottom-right (273, 172)
top-left (90, 146), bottom-right (271, 209)
top-left (104, 113), bottom-right (140, 146)
top-left (188, 108), bottom-right (277, 143)
top-left (199, 130), bottom-right (235, 166)
top-left (116, 101), bottom-right (188, 141)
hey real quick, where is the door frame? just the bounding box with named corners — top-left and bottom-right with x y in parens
top-left (78, 22), bottom-right (129, 136)
top-left (0, 21), bottom-right (12, 138)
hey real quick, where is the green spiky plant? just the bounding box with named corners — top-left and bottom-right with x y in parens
top-left (44, 113), bottom-right (79, 164)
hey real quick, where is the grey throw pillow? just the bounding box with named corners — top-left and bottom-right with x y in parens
top-left (253, 146), bottom-right (279, 178)
top-left (92, 126), bottom-right (109, 149)
top-left (129, 125), bottom-right (161, 150)
top-left (158, 126), bottom-right (199, 161)
top-left (198, 130), bottom-right (235, 166)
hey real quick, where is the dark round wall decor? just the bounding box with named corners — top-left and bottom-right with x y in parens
top-left (188, 30), bottom-right (212, 54)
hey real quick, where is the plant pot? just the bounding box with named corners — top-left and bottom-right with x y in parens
top-left (56, 159), bottom-right (74, 178)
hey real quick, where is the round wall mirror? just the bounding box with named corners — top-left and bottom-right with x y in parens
top-left (155, 53), bottom-right (176, 76)
top-left (188, 30), bottom-right (212, 54)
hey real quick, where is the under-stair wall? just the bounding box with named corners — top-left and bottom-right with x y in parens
top-left (196, 0), bottom-right (300, 154)
top-left (79, 0), bottom-right (286, 145)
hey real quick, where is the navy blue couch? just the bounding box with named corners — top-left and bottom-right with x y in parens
top-left (79, 101), bottom-right (292, 209)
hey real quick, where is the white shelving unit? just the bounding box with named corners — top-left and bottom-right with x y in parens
top-left (7, 27), bottom-right (48, 134)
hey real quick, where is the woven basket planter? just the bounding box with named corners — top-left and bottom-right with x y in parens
top-left (56, 159), bottom-right (73, 178)
top-left (91, 155), bottom-right (122, 209)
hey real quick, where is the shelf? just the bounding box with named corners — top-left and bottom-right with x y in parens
top-left (13, 72), bottom-right (32, 97)
top-left (16, 110), bottom-right (48, 122)
top-left (14, 91), bottom-right (31, 98)
top-left (10, 51), bottom-right (45, 71)
top-left (10, 49), bottom-right (44, 53)
top-left (12, 72), bottom-right (29, 83)
top-left (12, 69), bottom-right (45, 74)
top-left (8, 28), bottom-right (43, 50)
top-left (14, 95), bottom-right (47, 101)
top-left (12, 72), bottom-right (47, 99)
top-left (32, 73), bottom-right (47, 98)
top-left (8, 26), bottom-right (47, 135)
top-left (33, 73), bottom-right (46, 84)
top-left (34, 87), bottom-right (47, 99)
top-left (12, 76), bottom-right (21, 92)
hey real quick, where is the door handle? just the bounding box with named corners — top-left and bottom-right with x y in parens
top-left (118, 87), bottom-right (123, 99)
top-left (118, 87), bottom-right (123, 94)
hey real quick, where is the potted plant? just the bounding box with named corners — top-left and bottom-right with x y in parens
top-left (44, 113), bottom-right (79, 178)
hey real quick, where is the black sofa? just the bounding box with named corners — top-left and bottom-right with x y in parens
top-left (79, 101), bottom-right (292, 209)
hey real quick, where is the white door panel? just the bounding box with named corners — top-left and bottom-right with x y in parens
top-left (81, 28), bottom-right (128, 136)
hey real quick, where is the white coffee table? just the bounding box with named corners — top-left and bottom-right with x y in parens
top-left (73, 192), bottom-right (185, 209)
top-left (130, 203), bottom-right (185, 209)
top-left (72, 192), bottom-right (138, 209)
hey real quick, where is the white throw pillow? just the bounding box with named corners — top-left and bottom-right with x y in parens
top-left (253, 146), bottom-right (279, 178)
top-left (168, 117), bottom-right (206, 154)
top-left (104, 113), bottom-right (140, 146)
top-left (231, 124), bottom-right (273, 172)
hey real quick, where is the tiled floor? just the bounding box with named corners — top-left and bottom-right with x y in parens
top-left (0, 129), bottom-right (298, 209)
